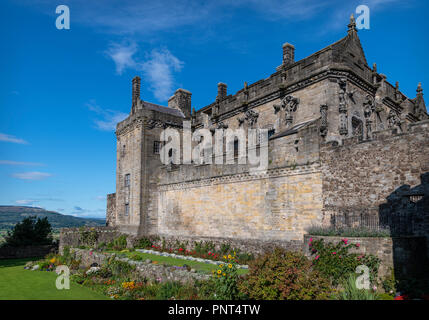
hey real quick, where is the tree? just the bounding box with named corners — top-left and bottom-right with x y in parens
top-left (3, 216), bottom-right (53, 247)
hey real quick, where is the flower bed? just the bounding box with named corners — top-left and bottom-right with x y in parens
top-left (135, 248), bottom-right (248, 269)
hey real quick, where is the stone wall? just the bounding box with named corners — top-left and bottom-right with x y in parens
top-left (0, 245), bottom-right (57, 259)
top-left (71, 248), bottom-right (210, 283)
top-left (106, 193), bottom-right (116, 226)
top-left (59, 227), bottom-right (120, 252)
top-left (303, 235), bottom-right (429, 279)
top-left (320, 120), bottom-right (429, 255)
top-left (137, 234), bottom-right (303, 257)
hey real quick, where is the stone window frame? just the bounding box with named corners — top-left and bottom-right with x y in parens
top-left (124, 203), bottom-right (129, 216)
top-left (153, 141), bottom-right (161, 154)
top-left (124, 173), bottom-right (130, 188)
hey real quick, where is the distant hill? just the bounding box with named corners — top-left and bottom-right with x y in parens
top-left (0, 206), bottom-right (105, 231)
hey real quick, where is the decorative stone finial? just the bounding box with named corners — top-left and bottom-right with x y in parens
top-left (372, 63), bottom-right (377, 72)
top-left (417, 82), bottom-right (423, 95)
top-left (348, 14), bottom-right (357, 33)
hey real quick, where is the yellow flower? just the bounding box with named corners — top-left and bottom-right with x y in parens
top-left (219, 264), bottom-right (224, 268)
top-left (228, 264), bottom-right (232, 268)
top-left (50, 258), bottom-right (56, 263)
top-left (223, 255), bottom-right (227, 259)
top-left (217, 269), bottom-right (222, 274)
top-left (228, 254), bottom-right (232, 259)
top-left (222, 273), bottom-right (226, 276)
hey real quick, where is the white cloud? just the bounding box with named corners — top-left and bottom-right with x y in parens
top-left (0, 160), bottom-right (44, 166)
top-left (105, 43), bottom-right (184, 102)
top-left (140, 48), bottom-right (184, 101)
top-left (0, 133), bottom-right (28, 144)
top-left (86, 100), bottom-right (128, 131)
top-left (105, 42), bottom-right (137, 75)
top-left (15, 199), bottom-right (39, 205)
top-left (95, 195), bottom-right (106, 201)
top-left (11, 171), bottom-right (52, 180)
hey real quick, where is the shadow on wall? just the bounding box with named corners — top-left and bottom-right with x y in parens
top-left (379, 172), bottom-right (429, 292)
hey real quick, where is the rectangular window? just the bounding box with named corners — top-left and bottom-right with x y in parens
top-left (124, 203), bottom-right (129, 216)
top-left (124, 174), bottom-right (130, 187)
top-left (268, 129), bottom-right (275, 139)
top-left (153, 141), bottom-right (160, 154)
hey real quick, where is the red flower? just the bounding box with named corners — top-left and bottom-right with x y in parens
top-left (179, 248), bottom-right (183, 251)
top-left (342, 238), bottom-right (348, 245)
top-left (394, 295), bottom-right (408, 300)
top-left (356, 243), bottom-right (360, 247)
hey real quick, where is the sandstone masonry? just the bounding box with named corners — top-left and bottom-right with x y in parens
top-left (105, 17), bottom-right (429, 254)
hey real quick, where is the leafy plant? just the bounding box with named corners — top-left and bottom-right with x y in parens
top-left (107, 235), bottom-right (127, 251)
top-left (307, 226), bottom-right (391, 237)
top-left (309, 238), bottom-right (380, 286)
top-left (79, 227), bottom-right (99, 247)
top-left (135, 237), bottom-right (154, 249)
top-left (335, 274), bottom-right (378, 300)
top-left (239, 248), bottom-right (331, 300)
top-left (212, 253), bottom-right (242, 300)
top-left (155, 281), bottom-right (182, 300)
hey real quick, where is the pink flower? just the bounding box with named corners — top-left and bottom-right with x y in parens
top-left (356, 243), bottom-right (360, 247)
top-left (315, 255), bottom-right (320, 260)
top-left (332, 252), bottom-right (337, 255)
top-left (342, 238), bottom-right (348, 245)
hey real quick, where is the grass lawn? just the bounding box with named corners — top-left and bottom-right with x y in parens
top-left (0, 258), bottom-right (108, 300)
top-left (107, 250), bottom-right (249, 275)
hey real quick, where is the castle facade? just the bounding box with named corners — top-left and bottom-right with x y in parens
top-left (106, 17), bottom-right (429, 251)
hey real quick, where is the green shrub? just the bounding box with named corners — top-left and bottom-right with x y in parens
top-left (156, 281), bottom-right (182, 300)
top-left (4, 216), bottom-right (53, 247)
top-left (135, 237), bottom-right (153, 249)
top-left (239, 248), bottom-right (331, 300)
top-left (381, 268), bottom-right (396, 295)
top-left (107, 257), bottom-right (135, 276)
top-left (309, 238), bottom-right (380, 285)
top-left (306, 226), bottom-right (391, 237)
top-left (108, 235), bottom-right (128, 251)
top-left (335, 274), bottom-right (378, 300)
top-left (79, 227), bottom-right (99, 247)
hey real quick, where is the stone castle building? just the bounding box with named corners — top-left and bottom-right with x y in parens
top-left (106, 17), bottom-right (429, 251)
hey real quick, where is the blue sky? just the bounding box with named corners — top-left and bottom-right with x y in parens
top-left (0, 0), bottom-right (428, 218)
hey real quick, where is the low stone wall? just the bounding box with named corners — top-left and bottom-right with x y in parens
top-left (303, 235), bottom-right (429, 279)
top-left (131, 234), bottom-right (303, 257)
top-left (0, 245), bottom-right (57, 259)
top-left (71, 248), bottom-right (210, 283)
top-left (59, 226), bottom-right (119, 252)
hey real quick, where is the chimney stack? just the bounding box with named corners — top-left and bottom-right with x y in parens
top-left (168, 88), bottom-right (192, 118)
top-left (132, 76), bottom-right (141, 107)
top-left (217, 83), bottom-right (227, 101)
top-left (282, 43), bottom-right (295, 66)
